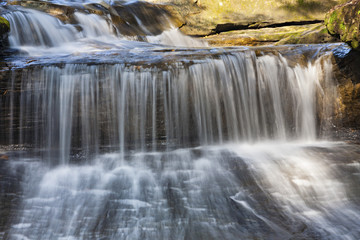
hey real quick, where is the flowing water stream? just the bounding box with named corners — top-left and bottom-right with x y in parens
top-left (0, 1), bottom-right (360, 239)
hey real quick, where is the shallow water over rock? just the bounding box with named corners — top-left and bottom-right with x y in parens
top-left (1, 142), bottom-right (360, 240)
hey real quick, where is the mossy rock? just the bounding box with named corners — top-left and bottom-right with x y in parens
top-left (325, 0), bottom-right (360, 49)
top-left (0, 16), bottom-right (9, 30)
top-left (0, 16), bottom-right (10, 48)
top-left (277, 24), bottom-right (338, 45)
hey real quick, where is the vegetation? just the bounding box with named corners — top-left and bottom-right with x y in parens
top-left (325, 0), bottom-right (360, 49)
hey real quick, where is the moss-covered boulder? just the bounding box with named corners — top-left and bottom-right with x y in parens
top-left (325, 0), bottom-right (360, 49)
top-left (0, 16), bottom-right (10, 48)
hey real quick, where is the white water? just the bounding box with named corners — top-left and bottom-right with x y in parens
top-left (7, 142), bottom-right (360, 240)
top-left (3, 6), bottom-right (207, 56)
top-left (3, 52), bottom-right (333, 164)
top-left (5, 8), bottom-right (78, 47)
top-left (74, 12), bottom-right (116, 38)
top-left (146, 28), bottom-right (208, 47)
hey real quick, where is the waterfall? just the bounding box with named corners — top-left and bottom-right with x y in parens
top-left (1, 1), bottom-right (360, 240)
top-left (0, 51), bottom-right (333, 164)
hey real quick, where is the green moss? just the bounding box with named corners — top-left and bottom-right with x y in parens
top-left (352, 40), bottom-right (359, 49)
top-left (339, 22), bottom-right (346, 31)
top-left (329, 11), bottom-right (338, 24)
top-left (320, 27), bottom-right (329, 34)
top-left (0, 16), bottom-right (10, 30)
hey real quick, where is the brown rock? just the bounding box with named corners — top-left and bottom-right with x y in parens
top-left (332, 47), bottom-right (360, 129)
top-left (148, 0), bottom-right (344, 36)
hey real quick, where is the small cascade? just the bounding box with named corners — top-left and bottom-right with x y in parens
top-left (146, 28), bottom-right (208, 47)
top-left (2, 2), bottom-right (206, 55)
top-left (3, 7), bottom-right (78, 47)
top-left (74, 12), bottom-right (116, 38)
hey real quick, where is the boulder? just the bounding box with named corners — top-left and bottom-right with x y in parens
top-left (148, 0), bottom-right (345, 36)
top-left (106, 1), bottom-right (184, 36)
top-left (0, 16), bottom-right (9, 48)
top-left (325, 0), bottom-right (360, 49)
top-left (332, 47), bottom-right (360, 129)
top-left (204, 23), bottom-right (339, 47)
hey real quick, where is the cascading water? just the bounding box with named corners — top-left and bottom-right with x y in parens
top-left (0, 1), bottom-right (360, 240)
top-left (1, 53), bottom-right (331, 161)
top-left (2, 4), bottom-right (206, 56)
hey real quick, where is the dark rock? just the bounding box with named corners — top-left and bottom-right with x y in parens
top-left (332, 47), bottom-right (360, 129)
top-left (108, 1), bottom-right (184, 36)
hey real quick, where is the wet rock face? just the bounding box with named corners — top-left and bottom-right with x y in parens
top-left (107, 1), bottom-right (184, 36)
top-left (325, 0), bottom-right (360, 49)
